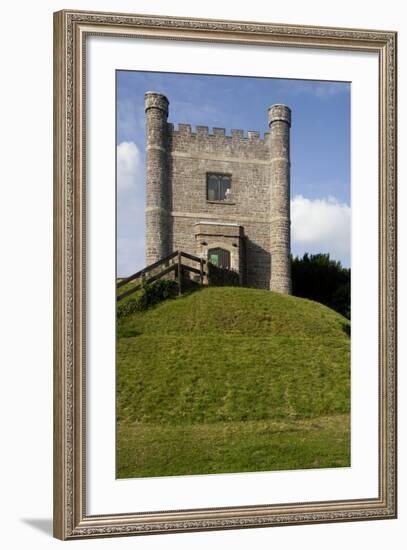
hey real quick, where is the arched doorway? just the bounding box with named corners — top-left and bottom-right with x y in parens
top-left (208, 247), bottom-right (231, 269)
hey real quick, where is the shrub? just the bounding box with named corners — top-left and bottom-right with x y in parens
top-left (117, 279), bottom-right (178, 318)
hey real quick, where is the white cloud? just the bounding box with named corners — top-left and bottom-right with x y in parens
top-left (116, 141), bottom-right (146, 276)
top-left (291, 194), bottom-right (351, 267)
top-left (117, 141), bottom-right (143, 191)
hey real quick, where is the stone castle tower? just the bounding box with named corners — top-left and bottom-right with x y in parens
top-left (144, 91), bottom-right (291, 294)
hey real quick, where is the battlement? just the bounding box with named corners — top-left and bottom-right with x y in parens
top-left (168, 123), bottom-right (270, 143)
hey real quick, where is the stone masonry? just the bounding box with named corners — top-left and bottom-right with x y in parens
top-left (144, 91), bottom-right (292, 293)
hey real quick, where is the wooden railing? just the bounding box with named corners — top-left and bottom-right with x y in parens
top-left (116, 251), bottom-right (206, 302)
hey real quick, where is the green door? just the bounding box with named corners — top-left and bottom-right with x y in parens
top-left (208, 248), bottom-right (230, 269)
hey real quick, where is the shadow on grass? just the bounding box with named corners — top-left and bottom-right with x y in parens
top-left (342, 322), bottom-right (351, 337)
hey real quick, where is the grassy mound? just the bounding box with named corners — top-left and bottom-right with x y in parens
top-left (116, 287), bottom-right (350, 477)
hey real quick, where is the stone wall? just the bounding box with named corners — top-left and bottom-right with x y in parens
top-left (167, 124), bottom-right (273, 289)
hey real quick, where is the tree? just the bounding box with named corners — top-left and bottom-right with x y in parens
top-left (291, 253), bottom-right (350, 319)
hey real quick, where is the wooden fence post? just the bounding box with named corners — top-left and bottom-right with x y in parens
top-left (199, 258), bottom-right (204, 286)
top-left (177, 251), bottom-right (182, 295)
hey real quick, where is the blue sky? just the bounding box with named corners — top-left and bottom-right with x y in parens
top-left (116, 70), bottom-right (350, 276)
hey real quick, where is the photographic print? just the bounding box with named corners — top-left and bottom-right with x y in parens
top-left (54, 10), bottom-right (396, 539)
top-left (116, 71), bottom-right (351, 479)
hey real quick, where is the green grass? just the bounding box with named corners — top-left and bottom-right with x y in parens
top-left (116, 279), bottom-right (142, 305)
top-left (117, 287), bottom-right (350, 478)
top-left (117, 415), bottom-right (350, 478)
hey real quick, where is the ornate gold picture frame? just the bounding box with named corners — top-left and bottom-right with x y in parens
top-left (53, 9), bottom-right (397, 540)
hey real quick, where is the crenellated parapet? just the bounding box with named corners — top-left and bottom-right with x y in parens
top-left (169, 122), bottom-right (270, 141)
top-left (168, 123), bottom-right (271, 160)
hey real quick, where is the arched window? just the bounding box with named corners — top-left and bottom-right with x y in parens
top-left (208, 247), bottom-right (231, 269)
top-left (207, 173), bottom-right (232, 201)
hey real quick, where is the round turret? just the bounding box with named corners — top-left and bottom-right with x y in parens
top-left (144, 92), bottom-right (170, 264)
top-left (268, 103), bottom-right (292, 294)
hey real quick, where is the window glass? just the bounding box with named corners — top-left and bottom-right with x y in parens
top-left (207, 175), bottom-right (218, 201)
top-left (207, 174), bottom-right (232, 201)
